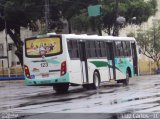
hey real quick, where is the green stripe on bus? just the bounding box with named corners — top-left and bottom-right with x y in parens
top-left (90, 60), bottom-right (128, 75)
top-left (90, 61), bottom-right (109, 68)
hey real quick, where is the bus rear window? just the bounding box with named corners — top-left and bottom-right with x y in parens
top-left (25, 37), bottom-right (62, 57)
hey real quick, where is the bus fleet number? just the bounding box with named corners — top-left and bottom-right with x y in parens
top-left (41, 62), bottom-right (48, 67)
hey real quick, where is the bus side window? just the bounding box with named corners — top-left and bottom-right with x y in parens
top-left (106, 43), bottom-right (112, 60)
top-left (122, 41), bottom-right (126, 56)
top-left (115, 41), bottom-right (123, 57)
top-left (67, 40), bottom-right (73, 58)
top-left (86, 41), bottom-right (91, 58)
top-left (126, 41), bottom-right (131, 56)
top-left (72, 40), bottom-right (79, 58)
top-left (122, 41), bottom-right (131, 57)
top-left (95, 41), bottom-right (102, 58)
top-left (67, 40), bottom-right (79, 59)
top-left (90, 41), bottom-right (96, 58)
top-left (100, 41), bottom-right (106, 57)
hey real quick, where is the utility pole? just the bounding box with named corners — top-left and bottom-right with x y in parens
top-left (2, 8), bottom-right (10, 77)
top-left (115, 0), bottom-right (119, 18)
top-left (4, 15), bottom-right (9, 70)
top-left (113, 0), bottom-right (119, 36)
top-left (45, 0), bottom-right (50, 33)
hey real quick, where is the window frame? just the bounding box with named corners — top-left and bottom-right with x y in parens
top-left (67, 39), bottom-right (80, 59)
top-left (25, 35), bottom-right (63, 58)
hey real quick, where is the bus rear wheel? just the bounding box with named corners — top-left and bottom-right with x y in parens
top-left (123, 71), bottom-right (129, 86)
top-left (53, 83), bottom-right (69, 94)
top-left (91, 71), bottom-right (100, 89)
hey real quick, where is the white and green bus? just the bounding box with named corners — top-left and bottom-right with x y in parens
top-left (23, 33), bottom-right (138, 93)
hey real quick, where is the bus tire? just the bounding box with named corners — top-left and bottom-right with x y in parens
top-left (91, 71), bottom-right (100, 89)
top-left (82, 84), bottom-right (92, 90)
top-left (53, 83), bottom-right (69, 94)
top-left (123, 70), bottom-right (129, 86)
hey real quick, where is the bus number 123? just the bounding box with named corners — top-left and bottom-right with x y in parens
top-left (41, 62), bottom-right (48, 67)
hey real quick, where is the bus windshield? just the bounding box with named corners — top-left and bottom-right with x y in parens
top-left (25, 36), bottom-right (62, 57)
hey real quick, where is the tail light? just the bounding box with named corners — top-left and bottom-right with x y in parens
top-left (24, 65), bottom-right (31, 79)
top-left (61, 61), bottom-right (66, 76)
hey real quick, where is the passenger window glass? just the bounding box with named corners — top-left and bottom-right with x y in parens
top-left (90, 41), bottom-right (96, 57)
top-left (115, 41), bottom-right (123, 57)
top-left (67, 40), bottom-right (79, 59)
top-left (106, 43), bottom-right (112, 60)
top-left (100, 41), bottom-right (106, 57)
top-left (96, 41), bottom-right (102, 57)
top-left (126, 42), bottom-right (131, 56)
top-left (86, 41), bottom-right (91, 58)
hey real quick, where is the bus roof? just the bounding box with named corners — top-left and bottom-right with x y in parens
top-left (61, 34), bottom-right (136, 42)
top-left (29, 33), bottom-right (136, 42)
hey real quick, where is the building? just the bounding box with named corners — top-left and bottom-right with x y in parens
top-left (0, 28), bottom-right (33, 77)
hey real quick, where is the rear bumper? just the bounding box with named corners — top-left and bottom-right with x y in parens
top-left (25, 73), bottom-right (69, 86)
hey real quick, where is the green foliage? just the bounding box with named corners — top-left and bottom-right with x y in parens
top-left (0, 0), bottom-right (45, 65)
top-left (71, 0), bottom-right (157, 35)
top-left (0, 0), bottom-right (158, 65)
top-left (127, 32), bottom-right (135, 37)
top-left (135, 23), bottom-right (160, 68)
top-left (72, 15), bottom-right (90, 32)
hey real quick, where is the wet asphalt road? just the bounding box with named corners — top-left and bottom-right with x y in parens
top-left (0, 75), bottom-right (160, 118)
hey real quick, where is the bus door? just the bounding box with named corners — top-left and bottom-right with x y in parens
top-left (131, 42), bottom-right (138, 76)
top-left (79, 41), bottom-right (89, 83)
top-left (106, 42), bottom-right (116, 80)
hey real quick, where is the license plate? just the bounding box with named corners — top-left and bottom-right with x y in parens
top-left (42, 73), bottom-right (49, 78)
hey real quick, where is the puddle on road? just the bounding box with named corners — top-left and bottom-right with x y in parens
top-left (0, 86), bottom-right (5, 89)
top-left (98, 90), bottom-right (115, 94)
top-left (17, 90), bottom-right (96, 108)
top-left (16, 83), bottom-right (139, 110)
top-left (18, 85), bottom-right (119, 104)
top-left (110, 94), bottom-right (160, 106)
top-left (21, 87), bottom-right (85, 100)
top-left (17, 85), bottom-right (119, 108)
top-left (94, 102), bottom-right (103, 106)
top-left (154, 83), bottom-right (160, 89)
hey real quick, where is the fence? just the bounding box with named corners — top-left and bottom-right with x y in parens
top-left (139, 59), bottom-right (159, 75)
top-left (0, 65), bottom-right (24, 80)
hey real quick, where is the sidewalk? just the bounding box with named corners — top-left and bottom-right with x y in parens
top-left (0, 75), bottom-right (24, 81)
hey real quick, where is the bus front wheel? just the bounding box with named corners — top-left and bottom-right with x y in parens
top-left (53, 83), bottom-right (69, 94)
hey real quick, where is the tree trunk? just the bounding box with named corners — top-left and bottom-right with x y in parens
top-left (107, 27), bottom-right (111, 35)
top-left (98, 27), bottom-right (102, 36)
top-left (113, 23), bottom-right (119, 36)
top-left (7, 28), bottom-right (23, 66)
top-left (68, 19), bottom-right (72, 34)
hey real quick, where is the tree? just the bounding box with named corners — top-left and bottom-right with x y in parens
top-left (0, 0), bottom-right (42, 65)
top-left (0, 0), bottom-right (158, 66)
top-left (53, 0), bottom-right (98, 33)
top-left (103, 0), bottom-right (157, 35)
top-left (0, 0), bottom-right (62, 65)
top-left (0, 0), bottom-right (98, 66)
top-left (134, 24), bottom-right (160, 69)
top-left (71, 0), bottom-right (157, 36)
